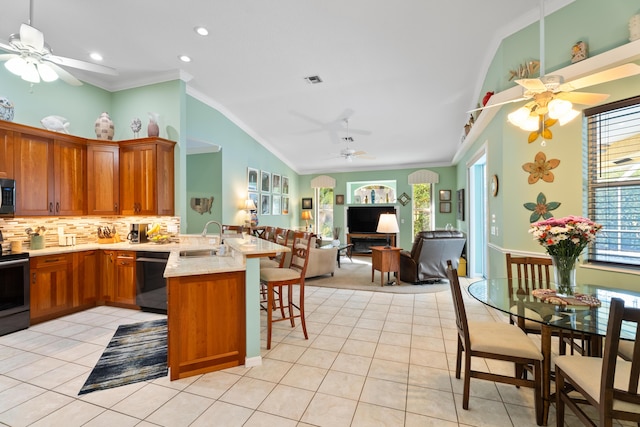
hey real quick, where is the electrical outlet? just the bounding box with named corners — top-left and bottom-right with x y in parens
top-left (491, 226), bottom-right (496, 235)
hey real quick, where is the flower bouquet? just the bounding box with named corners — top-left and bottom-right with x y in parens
top-left (529, 216), bottom-right (601, 295)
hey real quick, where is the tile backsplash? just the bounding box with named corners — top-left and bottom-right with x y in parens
top-left (0, 216), bottom-right (181, 253)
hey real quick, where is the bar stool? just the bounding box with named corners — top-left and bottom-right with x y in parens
top-left (260, 231), bottom-right (311, 349)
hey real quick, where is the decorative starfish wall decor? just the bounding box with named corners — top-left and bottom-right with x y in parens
top-left (523, 192), bottom-right (560, 222)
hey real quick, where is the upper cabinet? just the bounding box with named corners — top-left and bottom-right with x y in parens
top-left (87, 142), bottom-right (120, 215)
top-left (0, 127), bottom-right (14, 179)
top-left (0, 120), bottom-right (175, 217)
top-left (14, 130), bottom-right (86, 216)
top-left (119, 138), bottom-right (175, 216)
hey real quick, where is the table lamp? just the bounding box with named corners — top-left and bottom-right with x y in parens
top-left (244, 199), bottom-right (256, 227)
top-left (301, 210), bottom-right (313, 231)
top-left (376, 213), bottom-right (399, 248)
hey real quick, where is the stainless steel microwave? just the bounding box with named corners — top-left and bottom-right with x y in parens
top-left (0, 179), bottom-right (16, 217)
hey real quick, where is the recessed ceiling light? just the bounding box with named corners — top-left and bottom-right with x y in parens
top-left (179, 55), bottom-right (192, 63)
top-left (194, 26), bottom-right (209, 36)
top-left (90, 52), bottom-right (103, 61)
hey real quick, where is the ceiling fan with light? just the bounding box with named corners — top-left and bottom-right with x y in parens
top-left (334, 119), bottom-right (375, 162)
top-left (0, 0), bottom-right (117, 86)
top-left (475, 0), bottom-right (640, 144)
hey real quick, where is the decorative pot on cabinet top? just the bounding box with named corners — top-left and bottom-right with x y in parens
top-left (95, 112), bottom-right (114, 140)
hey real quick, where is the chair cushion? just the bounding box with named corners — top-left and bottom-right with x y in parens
top-left (555, 355), bottom-right (639, 413)
top-left (468, 321), bottom-right (543, 360)
top-left (260, 267), bottom-right (301, 282)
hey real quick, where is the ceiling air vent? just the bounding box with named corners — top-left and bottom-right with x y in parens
top-left (303, 75), bottom-right (323, 84)
top-left (342, 136), bottom-right (354, 143)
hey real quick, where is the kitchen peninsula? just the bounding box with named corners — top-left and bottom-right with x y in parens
top-left (163, 236), bottom-right (289, 380)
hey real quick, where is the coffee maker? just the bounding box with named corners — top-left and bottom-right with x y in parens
top-left (127, 223), bottom-right (148, 244)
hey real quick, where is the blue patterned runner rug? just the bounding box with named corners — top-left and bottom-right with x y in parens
top-left (79, 319), bottom-right (168, 395)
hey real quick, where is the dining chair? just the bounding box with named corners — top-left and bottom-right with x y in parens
top-left (222, 224), bottom-right (245, 234)
top-left (505, 253), bottom-right (591, 356)
top-left (446, 260), bottom-right (544, 425)
top-left (260, 232), bottom-right (311, 349)
top-left (260, 228), bottom-right (291, 269)
top-left (555, 297), bottom-right (640, 427)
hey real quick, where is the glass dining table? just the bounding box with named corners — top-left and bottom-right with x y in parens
top-left (467, 279), bottom-right (639, 425)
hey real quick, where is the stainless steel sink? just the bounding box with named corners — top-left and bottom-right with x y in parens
top-left (179, 249), bottom-right (217, 257)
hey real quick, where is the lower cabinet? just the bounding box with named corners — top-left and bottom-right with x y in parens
top-left (99, 250), bottom-right (137, 307)
top-left (30, 254), bottom-right (73, 323)
top-left (73, 250), bottom-right (98, 308)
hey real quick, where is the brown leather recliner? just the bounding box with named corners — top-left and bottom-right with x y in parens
top-left (400, 230), bottom-right (466, 283)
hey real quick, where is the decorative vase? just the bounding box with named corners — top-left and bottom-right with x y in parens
top-left (332, 239), bottom-right (340, 247)
top-left (94, 112), bottom-right (114, 140)
top-left (551, 255), bottom-right (577, 296)
top-left (148, 112), bottom-right (159, 137)
top-left (30, 235), bottom-right (45, 250)
top-left (0, 97), bottom-right (14, 121)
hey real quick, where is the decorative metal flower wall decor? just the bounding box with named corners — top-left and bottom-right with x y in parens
top-left (522, 151), bottom-right (560, 184)
top-left (523, 192), bottom-right (561, 222)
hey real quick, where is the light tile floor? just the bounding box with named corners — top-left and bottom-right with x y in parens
top-left (0, 277), bottom-right (622, 426)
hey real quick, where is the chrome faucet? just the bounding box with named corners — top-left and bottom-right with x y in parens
top-left (201, 220), bottom-right (223, 239)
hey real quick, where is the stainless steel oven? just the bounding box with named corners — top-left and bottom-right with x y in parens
top-left (0, 252), bottom-right (30, 335)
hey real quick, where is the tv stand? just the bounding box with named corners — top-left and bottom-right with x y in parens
top-left (347, 233), bottom-right (396, 256)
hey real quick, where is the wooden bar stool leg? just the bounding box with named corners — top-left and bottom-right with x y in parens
top-left (267, 283), bottom-right (274, 349)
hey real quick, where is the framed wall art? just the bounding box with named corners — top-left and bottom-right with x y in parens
top-left (272, 174), bottom-right (281, 194)
top-left (248, 192), bottom-right (259, 211)
top-left (302, 197), bottom-right (312, 209)
top-left (282, 196), bottom-right (289, 214)
top-left (457, 189), bottom-right (465, 220)
top-left (272, 195), bottom-right (281, 215)
top-left (282, 176), bottom-right (289, 195)
top-left (439, 190), bottom-right (451, 201)
top-left (440, 202), bottom-right (452, 213)
top-left (261, 194), bottom-right (271, 215)
top-left (336, 194), bottom-right (344, 205)
top-left (247, 167), bottom-right (258, 192)
top-left (261, 171), bottom-right (271, 192)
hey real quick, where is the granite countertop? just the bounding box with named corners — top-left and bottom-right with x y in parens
top-left (20, 234), bottom-right (290, 279)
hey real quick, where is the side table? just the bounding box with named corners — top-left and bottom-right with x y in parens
top-left (370, 246), bottom-right (402, 286)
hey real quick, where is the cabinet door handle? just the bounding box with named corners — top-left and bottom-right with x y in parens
top-left (32, 273), bottom-right (36, 284)
top-left (49, 202), bottom-right (53, 213)
top-left (114, 203), bottom-right (118, 212)
top-left (56, 202), bottom-right (60, 213)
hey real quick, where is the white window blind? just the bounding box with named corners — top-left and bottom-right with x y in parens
top-left (585, 96), bottom-right (640, 267)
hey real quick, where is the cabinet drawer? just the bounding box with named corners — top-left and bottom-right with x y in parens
top-left (32, 254), bottom-right (72, 268)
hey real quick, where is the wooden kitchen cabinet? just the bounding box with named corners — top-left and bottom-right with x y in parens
top-left (14, 131), bottom-right (86, 216)
top-left (114, 251), bottom-right (137, 306)
top-left (87, 142), bottom-right (119, 215)
top-left (73, 250), bottom-right (98, 308)
top-left (30, 254), bottom-right (73, 324)
top-left (0, 127), bottom-right (14, 179)
top-left (119, 138), bottom-right (175, 216)
top-left (99, 250), bottom-right (137, 308)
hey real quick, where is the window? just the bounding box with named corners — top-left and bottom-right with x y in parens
top-left (412, 183), bottom-right (432, 237)
top-left (316, 187), bottom-right (334, 238)
top-left (585, 96), bottom-right (640, 267)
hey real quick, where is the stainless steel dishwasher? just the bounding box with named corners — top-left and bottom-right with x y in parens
top-left (135, 251), bottom-right (170, 314)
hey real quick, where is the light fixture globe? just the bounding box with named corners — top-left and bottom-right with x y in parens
top-left (508, 107), bottom-right (530, 126)
top-left (521, 115), bottom-right (540, 131)
top-left (548, 98), bottom-right (572, 119)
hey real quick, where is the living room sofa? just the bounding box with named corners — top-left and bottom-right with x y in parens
top-left (399, 230), bottom-right (466, 283)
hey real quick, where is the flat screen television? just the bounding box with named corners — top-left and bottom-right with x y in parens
top-left (347, 206), bottom-right (397, 233)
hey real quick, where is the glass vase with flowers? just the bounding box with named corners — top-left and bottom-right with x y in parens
top-left (529, 216), bottom-right (601, 295)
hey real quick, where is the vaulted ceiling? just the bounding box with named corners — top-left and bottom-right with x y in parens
top-left (0, 0), bottom-right (573, 174)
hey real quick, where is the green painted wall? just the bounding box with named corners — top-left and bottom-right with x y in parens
top-left (184, 95), bottom-right (298, 234)
top-left (0, 67), bottom-right (111, 136)
top-left (463, 0), bottom-right (640, 288)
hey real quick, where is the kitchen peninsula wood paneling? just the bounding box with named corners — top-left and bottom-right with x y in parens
top-left (0, 120), bottom-right (175, 217)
